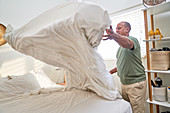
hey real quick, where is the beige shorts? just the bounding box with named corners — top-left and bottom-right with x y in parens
top-left (121, 80), bottom-right (147, 113)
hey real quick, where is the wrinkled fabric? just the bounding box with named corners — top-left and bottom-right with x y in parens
top-left (4, 1), bottom-right (121, 100)
top-left (0, 88), bottom-right (131, 113)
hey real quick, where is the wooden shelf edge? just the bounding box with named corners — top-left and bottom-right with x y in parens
top-left (143, 37), bottom-right (170, 42)
top-left (145, 70), bottom-right (170, 74)
top-left (147, 99), bottom-right (170, 108)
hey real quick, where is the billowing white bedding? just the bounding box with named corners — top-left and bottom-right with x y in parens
top-left (0, 88), bottom-right (132, 113)
top-left (3, 1), bottom-right (121, 100)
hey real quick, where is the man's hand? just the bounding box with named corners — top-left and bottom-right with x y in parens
top-left (0, 24), bottom-right (7, 46)
top-left (102, 25), bottom-right (115, 40)
top-left (0, 38), bottom-right (7, 46)
top-left (102, 25), bottom-right (134, 49)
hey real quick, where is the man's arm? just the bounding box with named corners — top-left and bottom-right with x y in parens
top-left (0, 38), bottom-right (7, 46)
top-left (103, 26), bottom-right (134, 49)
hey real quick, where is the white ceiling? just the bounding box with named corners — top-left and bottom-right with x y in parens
top-left (82, 0), bottom-right (143, 14)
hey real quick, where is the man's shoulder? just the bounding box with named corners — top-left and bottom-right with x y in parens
top-left (128, 36), bottom-right (137, 40)
top-left (128, 36), bottom-right (139, 43)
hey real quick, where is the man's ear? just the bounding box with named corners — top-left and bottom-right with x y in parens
top-left (126, 27), bottom-right (130, 33)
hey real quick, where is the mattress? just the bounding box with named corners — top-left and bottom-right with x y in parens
top-left (0, 67), bottom-right (132, 113)
top-left (0, 88), bottom-right (132, 113)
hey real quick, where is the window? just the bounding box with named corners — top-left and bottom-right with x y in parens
top-left (98, 9), bottom-right (146, 60)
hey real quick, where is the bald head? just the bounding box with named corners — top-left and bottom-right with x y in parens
top-left (116, 21), bottom-right (131, 36)
top-left (122, 21), bottom-right (131, 32)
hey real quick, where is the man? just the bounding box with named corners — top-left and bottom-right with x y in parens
top-left (103, 21), bottom-right (147, 113)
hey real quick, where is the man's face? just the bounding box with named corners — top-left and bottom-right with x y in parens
top-left (116, 23), bottom-right (129, 36)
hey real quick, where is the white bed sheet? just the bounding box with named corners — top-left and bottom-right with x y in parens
top-left (0, 88), bottom-right (132, 113)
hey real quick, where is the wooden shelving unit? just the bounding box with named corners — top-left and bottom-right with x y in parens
top-left (142, 1), bottom-right (170, 113)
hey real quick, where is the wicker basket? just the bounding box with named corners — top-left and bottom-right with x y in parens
top-left (150, 51), bottom-right (170, 70)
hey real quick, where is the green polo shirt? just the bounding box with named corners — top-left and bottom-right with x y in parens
top-left (116, 36), bottom-right (146, 85)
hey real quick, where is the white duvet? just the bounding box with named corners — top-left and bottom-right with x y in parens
top-left (3, 1), bottom-right (121, 100)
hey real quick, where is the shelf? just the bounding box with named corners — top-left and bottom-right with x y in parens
top-left (145, 70), bottom-right (170, 74)
top-left (142, 1), bottom-right (170, 15)
top-left (143, 37), bottom-right (170, 42)
top-left (147, 99), bottom-right (170, 108)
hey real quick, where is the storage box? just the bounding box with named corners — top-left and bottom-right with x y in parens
top-left (150, 51), bottom-right (170, 70)
top-left (153, 87), bottom-right (166, 101)
top-left (167, 86), bottom-right (170, 103)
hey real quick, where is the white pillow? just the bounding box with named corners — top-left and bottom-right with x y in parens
top-left (41, 63), bottom-right (65, 83)
top-left (32, 70), bottom-right (57, 88)
top-left (0, 73), bottom-right (41, 99)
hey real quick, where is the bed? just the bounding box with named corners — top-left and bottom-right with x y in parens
top-left (0, 1), bottom-right (132, 113)
top-left (0, 69), bottom-right (132, 113)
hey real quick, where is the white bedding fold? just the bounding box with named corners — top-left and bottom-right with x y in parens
top-left (4, 1), bottom-right (121, 100)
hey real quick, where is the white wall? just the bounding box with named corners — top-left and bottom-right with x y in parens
top-left (0, 0), bottom-right (68, 77)
top-left (0, 0), bottom-right (69, 28)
